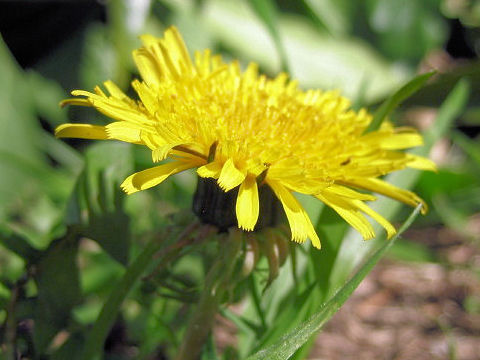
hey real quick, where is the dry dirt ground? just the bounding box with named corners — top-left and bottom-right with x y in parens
top-left (310, 227), bottom-right (480, 360)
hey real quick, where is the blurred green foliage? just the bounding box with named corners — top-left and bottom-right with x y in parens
top-left (0, 0), bottom-right (479, 359)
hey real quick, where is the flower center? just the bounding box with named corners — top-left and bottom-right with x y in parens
top-left (192, 177), bottom-right (283, 231)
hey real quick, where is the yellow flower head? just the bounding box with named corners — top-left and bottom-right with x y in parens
top-left (56, 26), bottom-right (436, 249)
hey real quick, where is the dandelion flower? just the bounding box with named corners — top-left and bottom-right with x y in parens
top-left (56, 26), bottom-right (436, 249)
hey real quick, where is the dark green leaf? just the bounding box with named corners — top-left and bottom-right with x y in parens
top-left (202, 334), bottom-right (219, 360)
top-left (404, 62), bottom-right (480, 108)
top-left (51, 331), bottom-right (84, 360)
top-left (0, 226), bottom-right (41, 262)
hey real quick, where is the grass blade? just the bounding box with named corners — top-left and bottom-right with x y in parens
top-left (365, 71), bottom-right (436, 133)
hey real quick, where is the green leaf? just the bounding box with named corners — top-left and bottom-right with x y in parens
top-left (365, 71), bottom-right (436, 133)
top-left (33, 231), bottom-right (81, 354)
top-left (246, 205), bottom-right (423, 360)
top-left (247, 0), bottom-right (289, 73)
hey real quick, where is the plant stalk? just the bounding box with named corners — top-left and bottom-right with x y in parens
top-left (82, 222), bottom-right (200, 360)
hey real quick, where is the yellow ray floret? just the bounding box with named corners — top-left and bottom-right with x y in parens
top-left (56, 26), bottom-right (436, 249)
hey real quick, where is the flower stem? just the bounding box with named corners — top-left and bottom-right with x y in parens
top-left (82, 222), bottom-right (200, 360)
top-left (175, 229), bottom-right (244, 360)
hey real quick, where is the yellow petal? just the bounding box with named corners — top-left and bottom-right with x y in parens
top-left (133, 48), bottom-right (162, 87)
top-left (406, 154), bottom-right (437, 171)
top-left (351, 199), bottom-right (396, 239)
top-left (71, 89), bottom-right (96, 98)
top-left (197, 161), bottom-right (222, 179)
top-left (343, 178), bottom-right (428, 214)
top-left (132, 80), bottom-right (158, 114)
top-left (268, 179), bottom-right (321, 249)
top-left (323, 184), bottom-right (376, 201)
top-left (103, 80), bottom-right (128, 100)
top-left (59, 98), bottom-right (90, 108)
top-left (236, 175), bottom-right (259, 231)
top-left (55, 124), bottom-right (108, 139)
top-left (139, 33), bottom-right (159, 48)
top-left (217, 159), bottom-right (246, 191)
top-left (164, 26), bottom-right (194, 70)
top-left (378, 133), bottom-right (423, 150)
top-left (120, 161), bottom-right (194, 194)
top-left (158, 41), bottom-right (180, 80)
top-left (106, 122), bottom-right (142, 143)
top-left (152, 143), bottom-right (181, 162)
top-left (316, 193), bottom-right (375, 240)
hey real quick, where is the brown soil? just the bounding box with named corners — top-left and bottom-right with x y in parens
top-left (310, 227), bottom-right (480, 360)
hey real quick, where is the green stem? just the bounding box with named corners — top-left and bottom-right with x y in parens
top-left (82, 223), bottom-right (199, 360)
top-left (175, 229), bottom-right (244, 360)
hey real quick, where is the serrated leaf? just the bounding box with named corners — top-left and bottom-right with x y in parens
top-left (66, 142), bottom-right (133, 265)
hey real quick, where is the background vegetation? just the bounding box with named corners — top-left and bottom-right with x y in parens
top-left (0, 0), bottom-right (479, 359)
